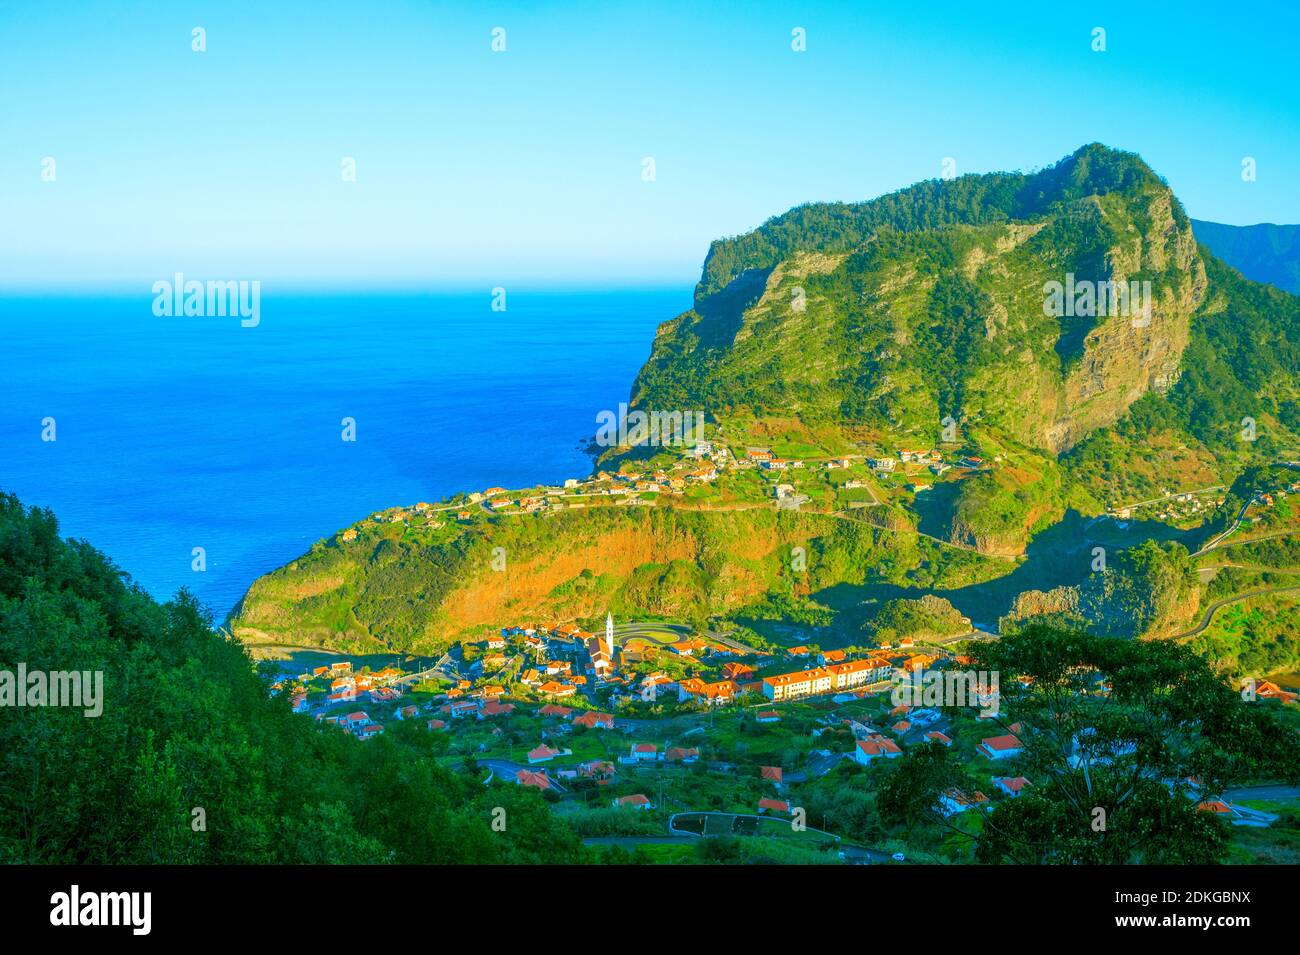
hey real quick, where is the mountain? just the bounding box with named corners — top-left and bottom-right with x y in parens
top-left (231, 144), bottom-right (1300, 652)
top-left (640, 144), bottom-right (1207, 456)
top-left (634, 144), bottom-right (1300, 547)
top-left (1192, 219), bottom-right (1300, 295)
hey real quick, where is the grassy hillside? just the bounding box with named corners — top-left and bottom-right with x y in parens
top-left (231, 503), bottom-right (1009, 653)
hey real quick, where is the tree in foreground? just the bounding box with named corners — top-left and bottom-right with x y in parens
top-left (879, 624), bottom-right (1300, 864)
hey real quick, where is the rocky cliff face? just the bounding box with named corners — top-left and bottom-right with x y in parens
top-left (634, 145), bottom-right (1210, 460)
top-left (1047, 193), bottom-right (1208, 452)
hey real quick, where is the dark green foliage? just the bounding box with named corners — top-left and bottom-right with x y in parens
top-left (880, 624), bottom-right (1300, 864)
top-left (0, 492), bottom-right (584, 864)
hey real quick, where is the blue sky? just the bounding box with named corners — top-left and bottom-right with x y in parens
top-left (2, 0), bottom-right (1297, 290)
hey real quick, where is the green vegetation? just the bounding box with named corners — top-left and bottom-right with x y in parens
top-left (0, 493), bottom-right (584, 864)
top-left (862, 595), bottom-right (968, 644)
top-left (233, 502), bottom-right (1009, 654)
top-left (878, 624), bottom-right (1300, 864)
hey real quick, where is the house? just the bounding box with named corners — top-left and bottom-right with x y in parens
top-left (639, 673), bottom-right (677, 696)
top-left (756, 711), bottom-right (781, 724)
top-left (614, 794), bottom-right (653, 810)
top-left (760, 766), bottom-right (783, 785)
top-left (330, 661), bottom-right (352, 674)
top-left (787, 646), bottom-right (812, 658)
top-left (444, 700), bottom-right (480, 719)
top-left (668, 639), bottom-right (710, 657)
top-left (925, 731), bottom-right (953, 747)
top-left (818, 649), bottom-right (847, 665)
top-left (761, 658), bottom-right (891, 701)
top-left (426, 719), bottom-right (446, 731)
top-left (355, 723), bottom-right (384, 740)
top-left (528, 744), bottom-right (564, 764)
top-left (910, 708), bottom-right (941, 726)
top-left (516, 769), bottom-right (553, 790)
top-left (291, 694), bottom-right (309, 713)
top-left (978, 734), bottom-right (1025, 759)
top-left (722, 662), bottom-right (756, 681)
top-left (891, 720), bottom-right (912, 734)
top-left (341, 711), bottom-right (371, 730)
top-left (573, 711), bottom-right (615, 730)
top-left (855, 735), bottom-right (902, 764)
top-left (1254, 681), bottom-right (1299, 704)
top-left (1196, 800), bottom-right (1234, 816)
top-left (938, 788), bottom-right (989, 817)
top-left (758, 798), bottom-right (791, 814)
top-left (678, 678), bottom-right (739, 706)
top-left (580, 760), bottom-right (616, 780)
top-left (629, 743), bottom-right (658, 762)
top-left (479, 700), bottom-right (515, 719)
top-left (396, 704), bottom-right (419, 720)
top-left (539, 681), bottom-right (576, 698)
top-left (665, 747), bottom-right (700, 763)
top-left (539, 703), bottom-right (574, 718)
top-left (994, 776), bottom-right (1030, 797)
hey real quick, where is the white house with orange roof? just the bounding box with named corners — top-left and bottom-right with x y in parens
top-left (978, 734), bottom-right (1025, 759)
top-left (855, 735), bottom-right (902, 765)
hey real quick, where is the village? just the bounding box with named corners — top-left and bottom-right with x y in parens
top-left (343, 428), bottom-right (1002, 537)
top-left (269, 606), bottom-right (1297, 861)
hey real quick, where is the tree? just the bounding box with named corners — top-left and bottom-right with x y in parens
top-left (880, 624), bottom-right (1299, 864)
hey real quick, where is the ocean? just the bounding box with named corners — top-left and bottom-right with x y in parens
top-left (0, 288), bottom-right (690, 620)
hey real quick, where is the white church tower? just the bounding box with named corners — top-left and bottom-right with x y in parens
top-left (605, 611), bottom-right (615, 658)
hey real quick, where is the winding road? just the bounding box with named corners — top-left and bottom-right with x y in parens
top-left (1173, 582), bottom-right (1300, 641)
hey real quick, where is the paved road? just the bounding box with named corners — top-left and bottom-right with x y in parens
top-left (477, 757), bottom-right (568, 793)
top-left (1192, 501), bottom-right (1251, 557)
top-left (1174, 583), bottom-right (1300, 641)
top-left (785, 752), bottom-right (850, 783)
top-left (1221, 784), bottom-right (1300, 803)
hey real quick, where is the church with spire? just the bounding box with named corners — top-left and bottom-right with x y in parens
top-left (584, 611), bottom-right (619, 681)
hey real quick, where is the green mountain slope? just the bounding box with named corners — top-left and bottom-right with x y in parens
top-left (634, 144), bottom-right (1300, 544)
top-left (232, 503), bottom-right (1004, 652)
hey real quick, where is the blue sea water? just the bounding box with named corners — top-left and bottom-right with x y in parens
top-left (0, 288), bottom-right (689, 620)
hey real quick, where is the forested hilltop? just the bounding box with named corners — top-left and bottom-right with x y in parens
top-left (636, 144), bottom-right (1300, 515)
